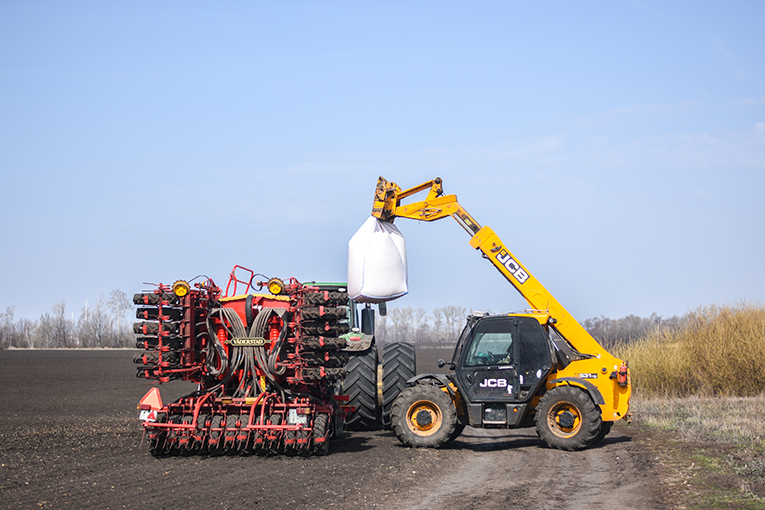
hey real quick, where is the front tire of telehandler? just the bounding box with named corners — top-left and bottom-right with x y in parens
top-left (535, 386), bottom-right (601, 451)
top-left (391, 384), bottom-right (457, 448)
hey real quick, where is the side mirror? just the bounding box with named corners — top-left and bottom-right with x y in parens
top-left (378, 301), bottom-right (387, 316)
top-left (438, 359), bottom-right (456, 370)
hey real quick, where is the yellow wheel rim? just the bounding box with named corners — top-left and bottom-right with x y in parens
top-left (406, 399), bottom-right (443, 437)
top-left (547, 401), bottom-right (582, 439)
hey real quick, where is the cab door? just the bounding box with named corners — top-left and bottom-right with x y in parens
top-left (454, 316), bottom-right (553, 407)
top-left (454, 316), bottom-right (521, 404)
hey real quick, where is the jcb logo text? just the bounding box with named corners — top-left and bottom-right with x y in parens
top-left (496, 250), bottom-right (529, 284)
top-left (479, 378), bottom-right (508, 388)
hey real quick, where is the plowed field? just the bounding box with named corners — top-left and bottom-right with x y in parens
top-left (0, 349), bottom-right (666, 509)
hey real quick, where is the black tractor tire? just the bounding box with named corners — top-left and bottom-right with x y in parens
top-left (302, 350), bottom-right (350, 368)
top-left (133, 321), bottom-right (179, 335)
top-left (381, 342), bottom-right (416, 429)
top-left (300, 336), bottom-right (346, 351)
top-left (135, 336), bottom-right (182, 350)
top-left (136, 307), bottom-right (183, 321)
top-left (303, 367), bottom-right (346, 382)
top-left (303, 291), bottom-right (348, 306)
top-left (311, 413), bottom-right (330, 456)
top-left (300, 306), bottom-right (349, 321)
top-left (595, 420), bottom-right (613, 443)
top-left (267, 414), bottom-right (282, 455)
top-left (301, 321), bottom-right (350, 337)
top-left (447, 422), bottom-right (466, 444)
top-left (535, 386), bottom-right (601, 451)
top-left (343, 345), bottom-right (379, 430)
top-left (391, 384), bottom-right (457, 448)
top-left (133, 293), bottom-right (178, 306)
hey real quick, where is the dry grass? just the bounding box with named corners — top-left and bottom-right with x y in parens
top-left (612, 304), bottom-right (765, 506)
top-left (631, 395), bottom-right (765, 507)
top-left (614, 303), bottom-right (765, 397)
top-left (632, 394), bottom-right (765, 445)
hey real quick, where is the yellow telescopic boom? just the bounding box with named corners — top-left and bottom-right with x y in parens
top-left (371, 176), bottom-right (631, 422)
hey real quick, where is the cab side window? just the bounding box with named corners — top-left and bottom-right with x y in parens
top-left (464, 321), bottom-right (514, 367)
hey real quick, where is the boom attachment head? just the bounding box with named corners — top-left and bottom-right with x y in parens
top-left (371, 176), bottom-right (481, 235)
top-left (372, 176), bottom-right (445, 222)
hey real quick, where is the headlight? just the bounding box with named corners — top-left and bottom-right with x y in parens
top-left (172, 280), bottom-right (190, 297)
top-left (266, 278), bottom-right (285, 295)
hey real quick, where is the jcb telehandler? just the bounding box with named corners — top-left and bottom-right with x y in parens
top-left (371, 177), bottom-right (631, 451)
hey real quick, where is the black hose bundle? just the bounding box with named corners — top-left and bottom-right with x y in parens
top-left (250, 307), bottom-right (290, 398)
top-left (205, 308), bottom-right (234, 377)
top-left (205, 306), bottom-right (292, 399)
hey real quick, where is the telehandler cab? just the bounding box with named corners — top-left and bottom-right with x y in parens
top-left (372, 177), bottom-right (631, 451)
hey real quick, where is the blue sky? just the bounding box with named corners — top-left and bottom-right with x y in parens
top-left (1, 1), bottom-right (763, 322)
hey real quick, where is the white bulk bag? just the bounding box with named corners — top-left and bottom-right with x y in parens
top-left (348, 216), bottom-right (408, 303)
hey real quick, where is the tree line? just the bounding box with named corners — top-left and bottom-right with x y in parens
top-left (581, 312), bottom-right (684, 349)
top-left (375, 307), bottom-right (685, 346)
top-left (1, 295), bottom-right (685, 349)
top-left (375, 305), bottom-right (468, 344)
top-left (0, 290), bottom-right (133, 349)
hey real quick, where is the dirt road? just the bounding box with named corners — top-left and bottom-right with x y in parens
top-left (0, 349), bottom-right (666, 509)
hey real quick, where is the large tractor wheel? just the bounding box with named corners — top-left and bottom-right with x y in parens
top-left (535, 386), bottom-right (601, 451)
top-left (391, 384), bottom-right (457, 448)
top-left (311, 413), bottom-right (330, 456)
top-left (381, 342), bottom-right (416, 429)
top-left (447, 422), bottom-right (466, 444)
top-left (595, 421), bottom-right (613, 443)
top-left (343, 345), bottom-right (379, 430)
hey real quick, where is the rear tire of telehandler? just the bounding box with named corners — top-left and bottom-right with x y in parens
top-left (391, 384), bottom-right (456, 448)
top-left (595, 420), bottom-right (613, 443)
top-left (535, 386), bottom-right (601, 451)
top-left (447, 422), bottom-right (465, 444)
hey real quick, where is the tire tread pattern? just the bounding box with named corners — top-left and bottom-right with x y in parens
top-left (391, 384), bottom-right (457, 448)
top-left (343, 346), bottom-right (379, 430)
top-left (534, 385), bottom-right (601, 451)
top-left (381, 342), bottom-right (416, 428)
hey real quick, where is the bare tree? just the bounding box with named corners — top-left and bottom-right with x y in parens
top-left (50, 301), bottom-right (75, 348)
top-left (433, 305), bottom-right (467, 343)
top-left (107, 289), bottom-right (133, 347)
top-left (1, 290), bottom-right (134, 349)
top-left (583, 313), bottom-right (684, 348)
top-left (78, 297), bottom-right (110, 348)
top-left (385, 307), bottom-right (413, 343)
top-left (412, 308), bottom-right (430, 343)
top-left (35, 311), bottom-right (54, 348)
top-left (375, 312), bottom-right (388, 343)
top-left (431, 308), bottom-right (444, 341)
top-left (17, 318), bottom-right (37, 348)
top-left (1, 306), bottom-right (17, 349)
